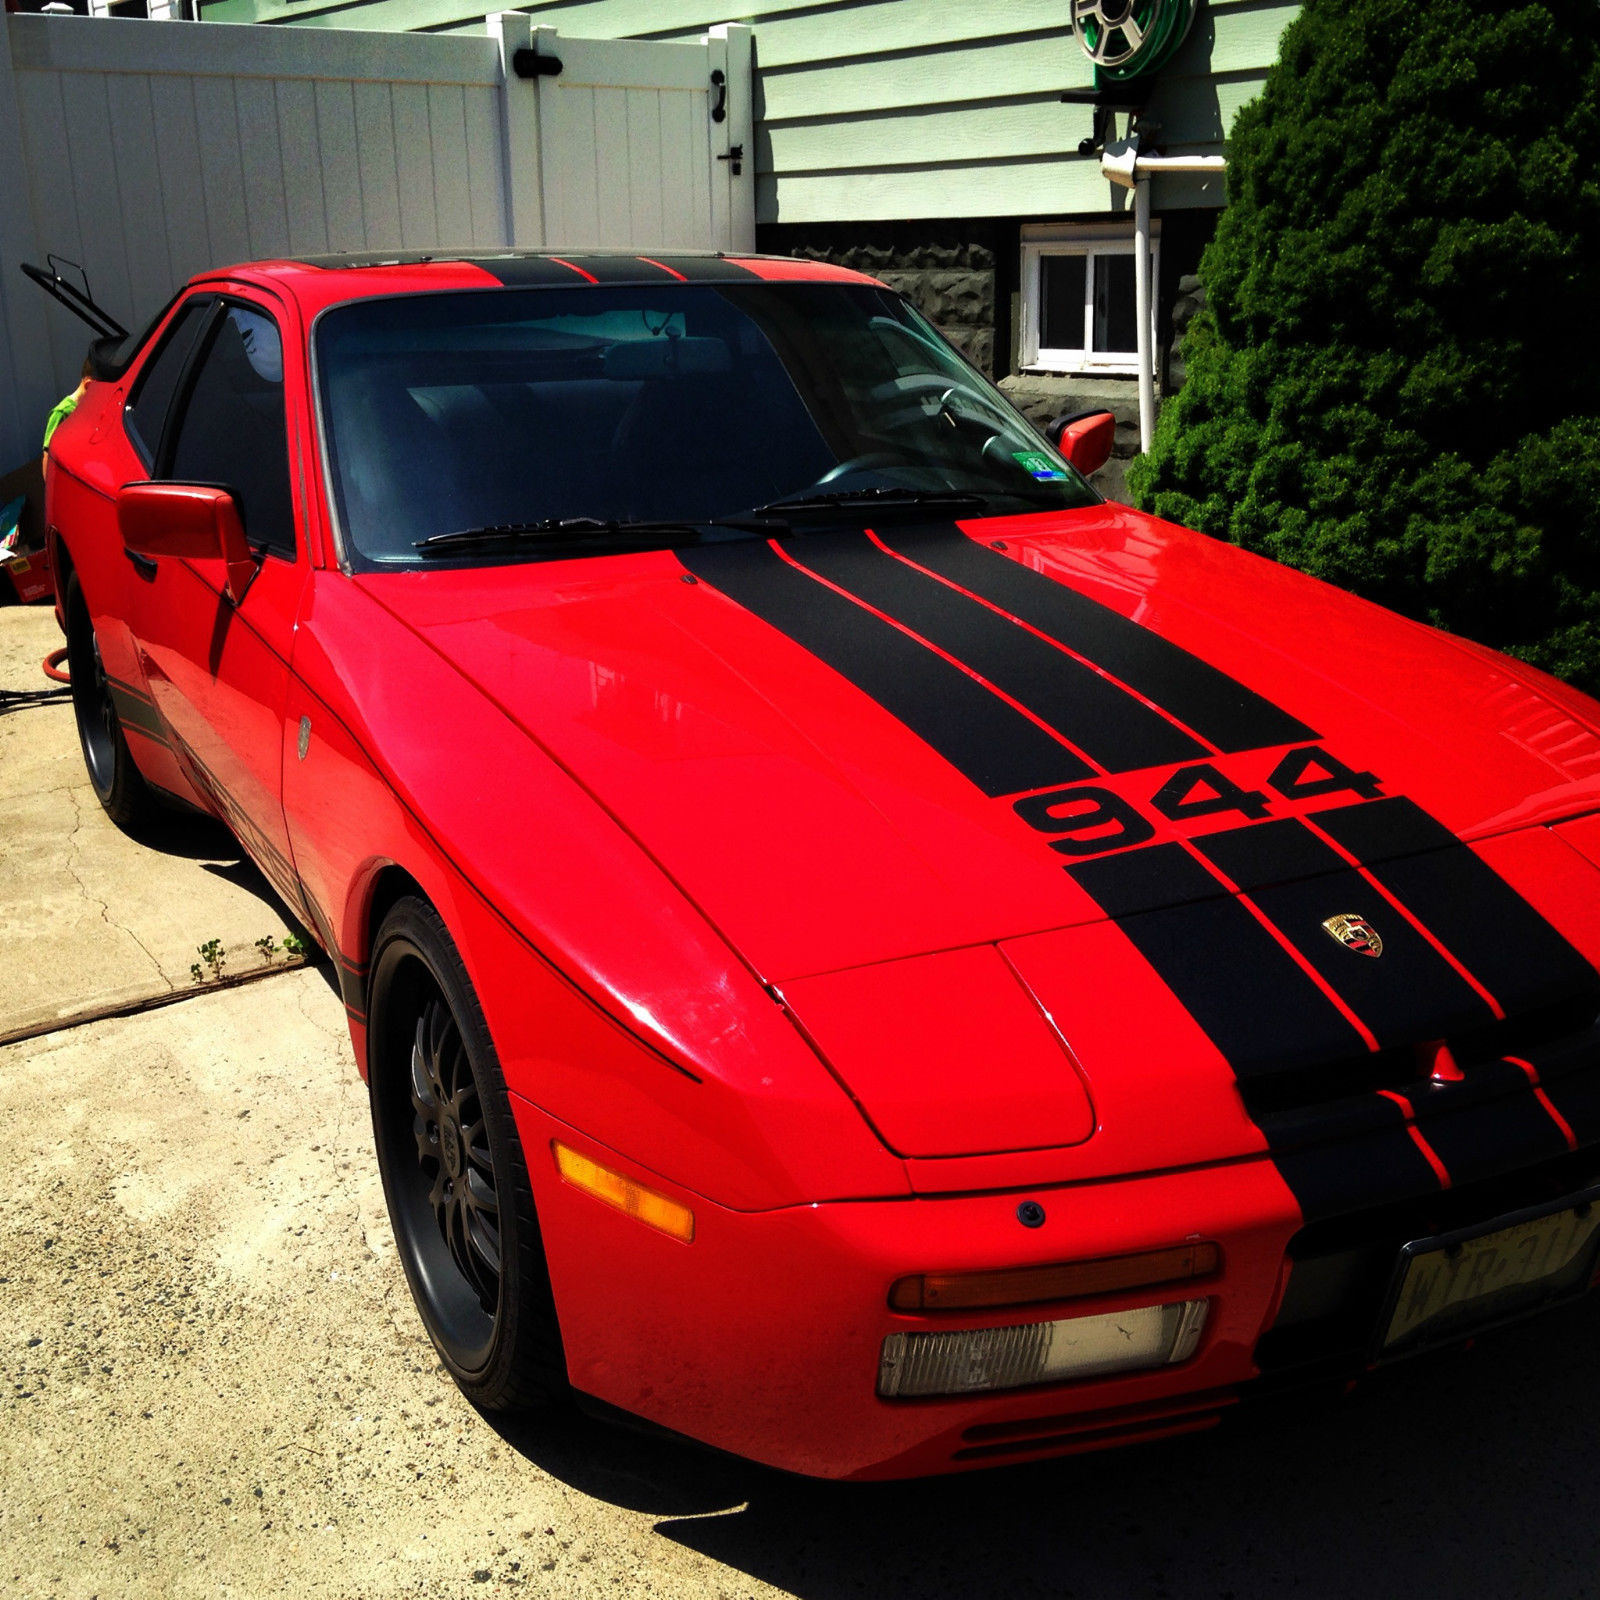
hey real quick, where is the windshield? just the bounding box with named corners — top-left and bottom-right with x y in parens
top-left (315, 282), bottom-right (1098, 566)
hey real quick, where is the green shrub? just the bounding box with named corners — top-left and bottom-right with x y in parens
top-left (1129, 0), bottom-right (1600, 690)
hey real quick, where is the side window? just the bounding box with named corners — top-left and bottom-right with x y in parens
top-left (124, 298), bottom-right (211, 467)
top-left (167, 303), bottom-right (297, 559)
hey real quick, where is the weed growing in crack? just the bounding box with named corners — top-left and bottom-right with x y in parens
top-left (190, 939), bottom-right (226, 983)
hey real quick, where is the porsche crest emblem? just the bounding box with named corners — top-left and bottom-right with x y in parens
top-left (1322, 913), bottom-right (1383, 958)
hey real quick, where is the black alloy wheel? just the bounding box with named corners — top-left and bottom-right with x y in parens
top-left (410, 993), bottom-right (502, 1326)
top-left (64, 570), bottom-right (154, 830)
top-left (368, 896), bottom-right (565, 1410)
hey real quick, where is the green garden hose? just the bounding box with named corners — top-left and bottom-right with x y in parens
top-left (1072, 0), bottom-right (1200, 88)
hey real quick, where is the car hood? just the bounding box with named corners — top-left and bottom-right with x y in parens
top-left (357, 504), bottom-right (1600, 987)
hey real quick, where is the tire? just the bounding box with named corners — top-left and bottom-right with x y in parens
top-left (64, 570), bottom-right (155, 831)
top-left (367, 895), bottom-right (566, 1411)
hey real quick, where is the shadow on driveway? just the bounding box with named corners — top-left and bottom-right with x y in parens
top-left (131, 806), bottom-right (247, 862)
top-left (488, 1294), bottom-right (1600, 1600)
top-left (133, 806), bottom-right (317, 946)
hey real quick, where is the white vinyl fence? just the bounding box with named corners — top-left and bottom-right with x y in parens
top-left (0, 9), bottom-right (753, 472)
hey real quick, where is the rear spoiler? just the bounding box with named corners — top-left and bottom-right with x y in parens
top-left (20, 255), bottom-right (151, 381)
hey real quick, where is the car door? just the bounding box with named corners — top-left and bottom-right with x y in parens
top-left (122, 291), bottom-right (310, 920)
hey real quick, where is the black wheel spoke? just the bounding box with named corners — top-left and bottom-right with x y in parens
top-left (450, 1195), bottom-right (495, 1303)
top-left (466, 1209), bottom-right (502, 1280)
top-left (425, 1006), bottom-right (452, 1100)
top-left (462, 1120), bottom-right (493, 1177)
top-left (441, 1036), bottom-right (467, 1102)
top-left (392, 988), bottom-right (504, 1315)
top-left (409, 1025), bottom-right (438, 1113)
top-left (444, 1198), bottom-right (470, 1279)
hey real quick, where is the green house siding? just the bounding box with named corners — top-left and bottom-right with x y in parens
top-left (199, 0), bottom-right (1300, 225)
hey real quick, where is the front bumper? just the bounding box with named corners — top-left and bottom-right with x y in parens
top-left (514, 1089), bottom-right (1600, 1479)
top-left (516, 1093), bottom-right (1304, 1479)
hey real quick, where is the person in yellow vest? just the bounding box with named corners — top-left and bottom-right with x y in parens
top-left (42, 358), bottom-right (92, 473)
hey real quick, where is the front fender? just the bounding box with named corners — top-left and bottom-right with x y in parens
top-left (284, 572), bottom-right (907, 1212)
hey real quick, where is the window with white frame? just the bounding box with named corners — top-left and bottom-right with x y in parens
top-left (1021, 223), bottom-right (1160, 377)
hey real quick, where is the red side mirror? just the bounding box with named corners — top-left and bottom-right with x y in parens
top-left (117, 482), bottom-right (255, 603)
top-left (1055, 411), bottom-right (1117, 478)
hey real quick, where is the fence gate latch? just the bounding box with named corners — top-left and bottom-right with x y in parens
top-left (717, 143), bottom-right (744, 176)
top-left (512, 48), bottom-right (563, 78)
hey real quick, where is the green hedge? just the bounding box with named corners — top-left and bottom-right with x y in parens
top-left (1128, 0), bottom-right (1600, 690)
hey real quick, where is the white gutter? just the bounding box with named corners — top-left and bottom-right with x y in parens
top-left (1102, 137), bottom-right (1227, 453)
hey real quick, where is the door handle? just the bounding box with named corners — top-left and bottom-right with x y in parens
top-left (124, 547), bottom-right (157, 579)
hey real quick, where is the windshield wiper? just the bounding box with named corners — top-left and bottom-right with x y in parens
top-left (740, 487), bottom-right (992, 519)
top-left (412, 492), bottom-right (988, 555)
top-left (415, 516), bottom-right (712, 552)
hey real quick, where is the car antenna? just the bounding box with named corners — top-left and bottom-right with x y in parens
top-left (20, 255), bottom-right (129, 341)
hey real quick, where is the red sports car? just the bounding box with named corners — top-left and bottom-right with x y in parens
top-left (42, 250), bottom-right (1600, 1479)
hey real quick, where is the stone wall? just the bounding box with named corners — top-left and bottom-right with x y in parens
top-left (997, 374), bottom-right (1146, 504)
top-left (1166, 273), bottom-right (1207, 391)
top-left (755, 220), bottom-right (1003, 377)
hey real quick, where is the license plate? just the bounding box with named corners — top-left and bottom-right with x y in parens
top-left (1377, 1187), bottom-right (1600, 1359)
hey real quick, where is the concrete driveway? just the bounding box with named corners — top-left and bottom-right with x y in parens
top-left (6, 601), bottom-right (1600, 1600)
top-left (1, 606), bottom-right (300, 1045)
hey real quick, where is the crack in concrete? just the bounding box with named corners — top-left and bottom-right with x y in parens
top-left (290, 971), bottom-right (363, 1226)
top-left (0, 958), bottom-right (314, 1049)
top-left (293, 975), bottom-right (346, 1050)
top-left (62, 787), bottom-right (174, 991)
top-left (292, 979), bottom-right (396, 1280)
top-left (0, 731), bottom-right (87, 803)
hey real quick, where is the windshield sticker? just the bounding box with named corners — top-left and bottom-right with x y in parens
top-left (1013, 451), bottom-right (1068, 481)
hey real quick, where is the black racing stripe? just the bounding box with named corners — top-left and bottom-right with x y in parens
top-left (1269, 1113), bottom-right (1444, 1220)
top-left (336, 959), bottom-right (366, 1016)
top-left (1509, 1022), bottom-right (1600, 1146)
top-left (796, 533), bottom-right (1208, 773)
top-left (108, 684), bottom-right (170, 746)
top-left (104, 671), bottom-right (153, 706)
top-left (175, 739), bottom-right (302, 908)
top-left (1254, 1086), bottom-right (1410, 1148)
top-left (1067, 844), bottom-right (1368, 1080)
top-left (652, 255), bottom-right (759, 280)
top-left (873, 525), bottom-right (1318, 752)
top-left (1196, 818), bottom-right (1495, 1045)
top-left (1401, 1061), bottom-right (1571, 1184)
top-left (1070, 839), bottom-right (1445, 1220)
top-left (462, 255), bottom-right (597, 286)
top-left (548, 255), bottom-right (682, 284)
top-left (679, 539), bottom-right (1093, 796)
top-left (1538, 1070), bottom-right (1600, 1146)
top-left (1311, 798), bottom-right (1600, 1017)
top-left (1062, 841), bottom-right (1226, 918)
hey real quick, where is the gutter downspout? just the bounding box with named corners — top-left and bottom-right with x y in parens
top-left (1102, 136), bottom-right (1226, 454)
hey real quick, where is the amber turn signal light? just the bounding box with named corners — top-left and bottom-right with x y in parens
top-left (888, 1241), bottom-right (1219, 1312)
top-left (552, 1142), bottom-right (695, 1243)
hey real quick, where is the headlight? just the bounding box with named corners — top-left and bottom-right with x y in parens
top-left (877, 1299), bottom-right (1209, 1398)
